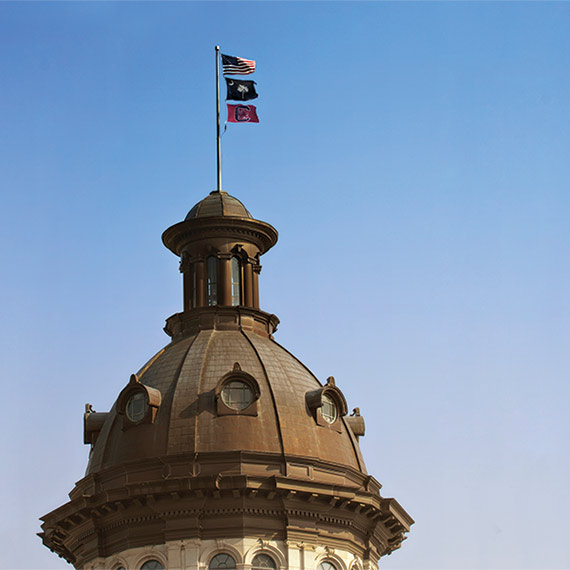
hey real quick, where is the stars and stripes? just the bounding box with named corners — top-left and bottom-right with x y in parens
top-left (222, 54), bottom-right (256, 75)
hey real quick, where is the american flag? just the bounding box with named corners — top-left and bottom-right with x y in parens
top-left (221, 54), bottom-right (256, 75)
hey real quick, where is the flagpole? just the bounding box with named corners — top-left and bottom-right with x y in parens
top-left (215, 45), bottom-right (222, 193)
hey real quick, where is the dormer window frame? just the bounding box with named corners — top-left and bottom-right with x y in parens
top-left (215, 363), bottom-right (260, 417)
top-left (116, 374), bottom-right (162, 430)
top-left (305, 376), bottom-right (348, 433)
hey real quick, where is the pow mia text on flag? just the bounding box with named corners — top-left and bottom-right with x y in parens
top-left (227, 104), bottom-right (259, 123)
top-left (221, 54), bottom-right (256, 75)
top-left (225, 78), bottom-right (258, 101)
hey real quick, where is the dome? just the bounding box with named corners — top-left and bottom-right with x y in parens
top-left (185, 190), bottom-right (252, 220)
top-left (41, 188), bottom-right (413, 569)
top-left (86, 328), bottom-right (366, 479)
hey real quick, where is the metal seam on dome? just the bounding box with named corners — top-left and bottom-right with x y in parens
top-left (94, 339), bottom-right (192, 473)
top-left (270, 338), bottom-right (324, 388)
top-left (240, 329), bottom-right (286, 459)
top-left (194, 199), bottom-right (203, 218)
top-left (244, 332), bottom-right (321, 460)
top-left (194, 329), bottom-right (215, 455)
top-left (98, 401), bottom-right (120, 473)
top-left (136, 347), bottom-right (167, 380)
top-left (267, 338), bottom-right (367, 473)
top-left (341, 415), bottom-right (367, 474)
top-left (164, 334), bottom-right (199, 453)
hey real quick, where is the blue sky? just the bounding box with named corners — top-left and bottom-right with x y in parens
top-left (1, 2), bottom-right (570, 569)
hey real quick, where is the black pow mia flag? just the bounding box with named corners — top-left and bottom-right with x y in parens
top-left (225, 78), bottom-right (258, 101)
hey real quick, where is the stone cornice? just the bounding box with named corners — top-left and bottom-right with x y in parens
top-left (162, 217), bottom-right (278, 257)
top-left (40, 453), bottom-right (412, 568)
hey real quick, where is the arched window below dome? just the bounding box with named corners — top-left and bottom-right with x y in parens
top-left (207, 256), bottom-right (218, 306)
top-left (209, 553), bottom-right (236, 570)
top-left (318, 562), bottom-right (338, 570)
top-left (140, 560), bottom-right (164, 570)
top-left (252, 553), bottom-right (277, 570)
top-left (231, 256), bottom-right (241, 306)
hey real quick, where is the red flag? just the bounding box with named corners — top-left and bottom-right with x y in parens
top-left (227, 104), bottom-right (259, 123)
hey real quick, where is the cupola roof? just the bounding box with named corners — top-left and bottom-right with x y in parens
top-left (185, 190), bottom-right (252, 220)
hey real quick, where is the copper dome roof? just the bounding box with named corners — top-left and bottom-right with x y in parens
top-left (185, 190), bottom-right (252, 220)
top-left (87, 329), bottom-right (366, 478)
top-left (41, 188), bottom-right (413, 567)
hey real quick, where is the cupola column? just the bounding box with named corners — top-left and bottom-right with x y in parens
top-left (180, 253), bottom-right (192, 312)
top-left (195, 258), bottom-right (206, 308)
top-left (183, 269), bottom-right (192, 311)
top-left (244, 259), bottom-right (254, 307)
top-left (253, 263), bottom-right (261, 308)
top-left (218, 253), bottom-right (233, 306)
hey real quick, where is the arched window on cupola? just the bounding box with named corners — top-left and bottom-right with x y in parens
top-left (231, 256), bottom-right (242, 306)
top-left (207, 256), bottom-right (218, 306)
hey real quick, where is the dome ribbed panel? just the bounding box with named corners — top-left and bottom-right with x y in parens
top-left (87, 336), bottom-right (195, 474)
top-left (244, 332), bottom-right (363, 471)
top-left (222, 195), bottom-right (252, 217)
top-left (166, 329), bottom-right (213, 455)
top-left (192, 331), bottom-right (281, 454)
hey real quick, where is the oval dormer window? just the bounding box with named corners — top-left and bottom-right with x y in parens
top-left (221, 380), bottom-right (254, 411)
top-left (321, 393), bottom-right (338, 424)
top-left (126, 392), bottom-right (149, 423)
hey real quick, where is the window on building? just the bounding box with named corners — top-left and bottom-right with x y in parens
top-left (317, 562), bottom-right (338, 570)
top-left (221, 380), bottom-right (254, 411)
top-left (126, 392), bottom-right (149, 423)
top-left (252, 553), bottom-right (277, 570)
top-left (207, 256), bottom-right (218, 306)
top-left (140, 561), bottom-right (164, 570)
top-left (321, 393), bottom-right (338, 424)
top-left (209, 553), bottom-right (236, 569)
top-left (231, 256), bottom-right (241, 306)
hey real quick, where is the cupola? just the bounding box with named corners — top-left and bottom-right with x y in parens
top-left (162, 190), bottom-right (279, 340)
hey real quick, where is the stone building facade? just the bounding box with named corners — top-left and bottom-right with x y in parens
top-left (40, 191), bottom-right (413, 570)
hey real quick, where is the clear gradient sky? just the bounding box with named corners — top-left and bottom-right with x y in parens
top-left (1, 2), bottom-right (569, 569)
